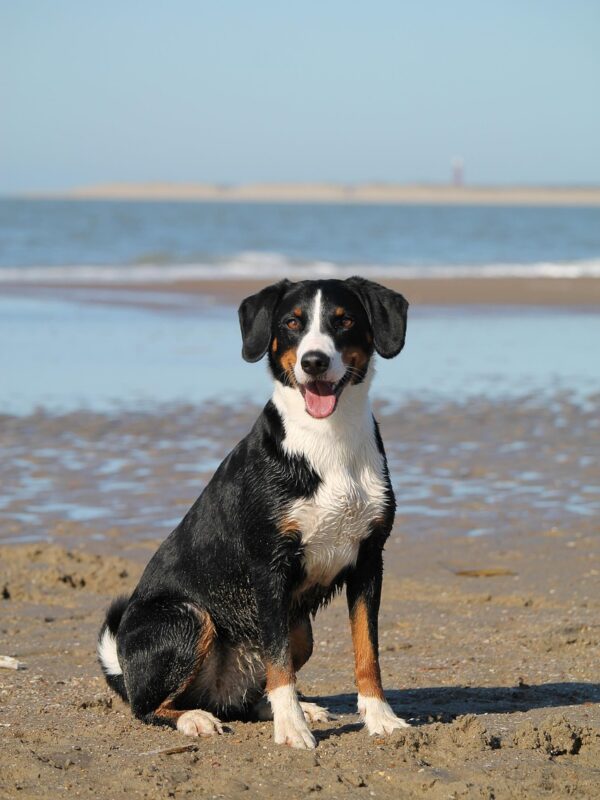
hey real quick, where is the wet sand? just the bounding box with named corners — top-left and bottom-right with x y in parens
top-left (1, 397), bottom-right (599, 798)
top-left (167, 276), bottom-right (600, 307)
top-left (4, 275), bottom-right (600, 307)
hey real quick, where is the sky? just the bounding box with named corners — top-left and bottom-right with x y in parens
top-left (1, 1), bottom-right (599, 192)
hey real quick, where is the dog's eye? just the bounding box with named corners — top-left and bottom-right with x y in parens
top-left (338, 316), bottom-right (354, 330)
top-left (286, 318), bottom-right (302, 331)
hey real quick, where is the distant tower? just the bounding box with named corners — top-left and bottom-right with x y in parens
top-left (451, 156), bottom-right (465, 187)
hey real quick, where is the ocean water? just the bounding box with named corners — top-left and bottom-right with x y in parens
top-left (1, 199), bottom-right (600, 281)
top-left (1, 199), bottom-right (598, 415)
top-left (1, 293), bottom-right (599, 415)
top-left (2, 201), bottom-right (598, 546)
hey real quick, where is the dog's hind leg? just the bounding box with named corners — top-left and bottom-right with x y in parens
top-left (290, 617), bottom-right (313, 673)
top-left (118, 600), bottom-right (222, 736)
top-left (290, 617), bottom-right (332, 722)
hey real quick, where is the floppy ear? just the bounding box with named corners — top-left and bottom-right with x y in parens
top-left (346, 276), bottom-right (409, 358)
top-left (238, 279), bottom-right (292, 362)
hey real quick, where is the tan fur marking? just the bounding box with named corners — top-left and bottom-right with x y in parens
top-left (334, 306), bottom-right (346, 317)
top-left (366, 332), bottom-right (373, 344)
top-left (272, 337), bottom-right (278, 353)
top-left (279, 517), bottom-right (301, 537)
top-left (279, 347), bottom-right (298, 387)
top-left (266, 661), bottom-right (294, 692)
top-left (153, 609), bottom-right (216, 723)
top-left (196, 611), bottom-right (216, 662)
top-left (350, 599), bottom-right (384, 699)
top-left (292, 307), bottom-right (303, 318)
top-left (290, 620), bottom-right (312, 673)
top-left (342, 346), bottom-right (369, 378)
top-left (280, 348), bottom-right (297, 371)
top-left (155, 698), bottom-right (185, 722)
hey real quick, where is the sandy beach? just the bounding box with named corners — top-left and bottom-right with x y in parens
top-left (1, 200), bottom-right (599, 798)
top-left (4, 276), bottom-right (600, 307)
top-left (32, 182), bottom-right (600, 206)
top-left (4, 1), bottom-right (600, 796)
top-left (1, 397), bottom-right (599, 799)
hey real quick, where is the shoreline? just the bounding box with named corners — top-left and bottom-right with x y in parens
top-left (3, 276), bottom-right (600, 306)
top-left (169, 275), bottom-right (600, 307)
top-left (18, 182), bottom-right (600, 206)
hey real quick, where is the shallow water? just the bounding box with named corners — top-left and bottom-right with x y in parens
top-left (1, 293), bottom-right (599, 415)
top-left (2, 288), bottom-right (598, 547)
top-left (1, 397), bottom-right (598, 546)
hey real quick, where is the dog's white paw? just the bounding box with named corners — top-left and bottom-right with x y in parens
top-left (270, 685), bottom-right (317, 749)
top-left (176, 709), bottom-right (224, 737)
top-left (358, 695), bottom-right (410, 736)
top-left (274, 713), bottom-right (317, 749)
top-left (300, 701), bottom-right (333, 724)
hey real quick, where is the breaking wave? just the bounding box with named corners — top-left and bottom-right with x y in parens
top-left (1, 252), bottom-right (600, 283)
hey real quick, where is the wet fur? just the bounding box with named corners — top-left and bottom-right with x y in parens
top-left (98, 277), bottom-right (408, 742)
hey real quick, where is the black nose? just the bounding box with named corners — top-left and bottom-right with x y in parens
top-left (301, 350), bottom-right (330, 376)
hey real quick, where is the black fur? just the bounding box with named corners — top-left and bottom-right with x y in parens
top-left (238, 279), bottom-right (292, 362)
top-left (98, 277), bottom-right (409, 731)
top-left (346, 276), bottom-right (409, 358)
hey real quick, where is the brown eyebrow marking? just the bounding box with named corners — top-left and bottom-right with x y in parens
top-left (334, 307), bottom-right (346, 317)
top-left (292, 307), bottom-right (303, 318)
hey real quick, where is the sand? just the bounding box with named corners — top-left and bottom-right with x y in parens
top-left (159, 276), bottom-right (600, 307)
top-left (3, 276), bottom-right (600, 308)
top-left (30, 182), bottom-right (600, 206)
top-left (1, 396), bottom-right (599, 799)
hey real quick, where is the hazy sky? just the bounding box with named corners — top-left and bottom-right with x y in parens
top-left (2, 1), bottom-right (599, 192)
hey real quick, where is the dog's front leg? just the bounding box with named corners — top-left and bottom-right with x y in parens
top-left (346, 533), bottom-right (410, 736)
top-left (253, 565), bottom-right (316, 749)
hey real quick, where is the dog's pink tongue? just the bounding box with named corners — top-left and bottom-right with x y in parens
top-left (304, 382), bottom-right (337, 419)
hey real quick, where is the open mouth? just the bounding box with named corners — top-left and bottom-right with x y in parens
top-left (299, 376), bottom-right (348, 419)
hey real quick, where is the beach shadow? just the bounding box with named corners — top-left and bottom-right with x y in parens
top-left (309, 682), bottom-right (600, 727)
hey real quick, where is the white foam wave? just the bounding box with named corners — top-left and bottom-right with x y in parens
top-left (1, 252), bottom-right (600, 283)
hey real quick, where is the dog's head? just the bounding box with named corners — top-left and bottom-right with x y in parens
top-left (239, 278), bottom-right (408, 419)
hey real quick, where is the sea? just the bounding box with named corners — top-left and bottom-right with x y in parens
top-left (1, 199), bottom-right (599, 415)
top-left (1, 199), bottom-right (600, 281)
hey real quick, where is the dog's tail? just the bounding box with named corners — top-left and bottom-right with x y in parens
top-left (97, 595), bottom-right (129, 702)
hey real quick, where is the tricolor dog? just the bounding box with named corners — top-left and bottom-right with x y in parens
top-left (98, 277), bottom-right (409, 749)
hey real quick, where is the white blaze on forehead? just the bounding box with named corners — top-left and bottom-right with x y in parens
top-left (294, 290), bottom-right (345, 384)
top-left (297, 291), bottom-right (332, 358)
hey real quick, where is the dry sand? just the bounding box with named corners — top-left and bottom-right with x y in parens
top-left (31, 182), bottom-right (600, 206)
top-left (1, 397), bottom-right (599, 799)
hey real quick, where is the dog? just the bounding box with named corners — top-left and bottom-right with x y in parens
top-left (98, 276), bottom-right (409, 749)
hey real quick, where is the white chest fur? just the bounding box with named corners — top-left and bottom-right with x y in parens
top-left (288, 445), bottom-right (387, 586)
top-left (272, 377), bottom-right (388, 588)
